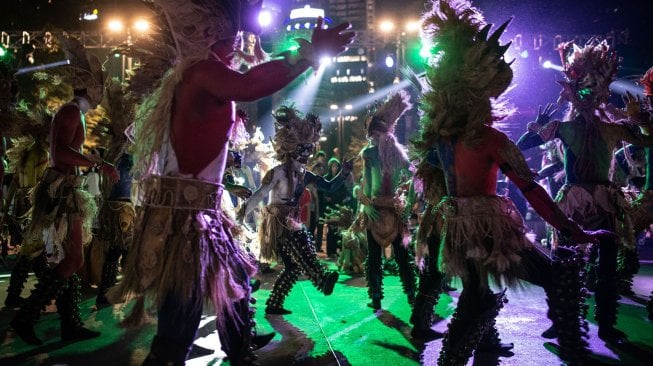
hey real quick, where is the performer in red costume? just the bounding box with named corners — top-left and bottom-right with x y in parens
top-left (517, 41), bottom-right (653, 344)
top-left (109, 1), bottom-right (353, 364)
top-left (415, 1), bottom-right (612, 365)
top-left (10, 36), bottom-right (118, 345)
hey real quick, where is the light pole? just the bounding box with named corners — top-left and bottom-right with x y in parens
top-left (378, 19), bottom-right (421, 83)
top-left (106, 17), bottom-right (150, 81)
top-left (330, 103), bottom-right (352, 160)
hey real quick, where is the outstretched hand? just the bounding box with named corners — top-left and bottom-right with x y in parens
top-left (311, 17), bottom-right (355, 58)
top-left (623, 91), bottom-right (643, 119)
top-left (535, 103), bottom-right (557, 125)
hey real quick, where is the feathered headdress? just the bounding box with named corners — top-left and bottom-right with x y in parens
top-left (60, 35), bottom-right (104, 101)
top-left (416, 0), bottom-right (513, 150)
top-left (97, 78), bottom-right (135, 164)
top-left (557, 40), bottom-right (620, 109)
top-left (155, 0), bottom-right (262, 62)
top-left (272, 105), bottom-right (321, 161)
top-left (366, 90), bottom-right (412, 135)
top-left (0, 62), bottom-right (49, 139)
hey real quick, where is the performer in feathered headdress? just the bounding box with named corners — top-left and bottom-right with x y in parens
top-left (517, 36), bottom-right (653, 348)
top-left (238, 105), bottom-right (352, 315)
top-left (9, 35), bottom-right (119, 346)
top-left (91, 78), bottom-right (136, 307)
top-left (357, 90), bottom-right (417, 313)
top-left (0, 48), bottom-right (65, 308)
top-left (415, 1), bottom-right (611, 364)
top-left (108, 0), bottom-right (354, 363)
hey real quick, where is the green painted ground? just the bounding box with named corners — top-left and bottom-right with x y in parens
top-left (1, 256), bottom-right (652, 365)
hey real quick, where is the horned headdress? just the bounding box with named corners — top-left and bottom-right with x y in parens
top-left (557, 40), bottom-right (620, 110)
top-left (416, 0), bottom-right (514, 150)
top-left (60, 35), bottom-right (104, 104)
top-left (366, 90), bottom-right (412, 135)
top-left (271, 105), bottom-right (321, 162)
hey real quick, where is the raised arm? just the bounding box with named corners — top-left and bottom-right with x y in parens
top-left (516, 104), bottom-right (559, 151)
top-left (239, 167), bottom-right (278, 219)
top-left (493, 133), bottom-right (598, 242)
top-left (192, 59), bottom-right (310, 103)
top-left (194, 18), bottom-right (354, 103)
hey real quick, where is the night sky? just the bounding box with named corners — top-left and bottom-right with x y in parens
top-left (1, 0), bottom-right (650, 71)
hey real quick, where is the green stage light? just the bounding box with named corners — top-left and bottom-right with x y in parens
top-left (0, 47), bottom-right (6, 57)
top-left (419, 44), bottom-right (431, 59)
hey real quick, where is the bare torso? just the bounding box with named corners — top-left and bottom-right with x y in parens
top-left (50, 103), bottom-right (86, 174)
top-left (170, 62), bottom-right (234, 180)
top-left (437, 126), bottom-right (504, 197)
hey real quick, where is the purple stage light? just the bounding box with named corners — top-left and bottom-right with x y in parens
top-left (258, 9), bottom-right (272, 28)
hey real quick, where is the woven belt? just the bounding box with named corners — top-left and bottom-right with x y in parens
top-left (141, 175), bottom-right (223, 211)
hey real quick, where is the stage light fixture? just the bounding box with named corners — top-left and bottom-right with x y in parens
top-left (107, 19), bottom-right (125, 32)
top-left (258, 9), bottom-right (272, 28)
top-left (385, 55), bottom-right (395, 68)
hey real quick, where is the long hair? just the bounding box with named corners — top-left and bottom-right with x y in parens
top-left (376, 133), bottom-right (409, 176)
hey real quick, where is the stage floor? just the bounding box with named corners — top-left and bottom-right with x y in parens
top-left (1, 254), bottom-right (652, 366)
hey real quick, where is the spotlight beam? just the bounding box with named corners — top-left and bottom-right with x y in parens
top-left (609, 80), bottom-right (644, 98)
top-left (15, 59), bottom-right (71, 75)
top-left (321, 78), bottom-right (414, 119)
top-left (258, 65), bottom-right (328, 136)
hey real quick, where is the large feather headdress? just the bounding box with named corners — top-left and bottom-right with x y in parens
top-left (60, 35), bottom-right (104, 102)
top-left (272, 105), bottom-right (321, 161)
top-left (366, 90), bottom-right (412, 135)
top-left (156, 0), bottom-right (241, 62)
top-left (416, 0), bottom-right (513, 150)
top-left (557, 40), bottom-right (619, 110)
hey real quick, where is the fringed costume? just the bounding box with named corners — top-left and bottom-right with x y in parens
top-left (12, 167), bottom-right (99, 345)
top-left (104, 1), bottom-right (269, 363)
top-left (10, 33), bottom-right (110, 346)
top-left (93, 78), bottom-right (137, 306)
top-left (517, 40), bottom-right (653, 344)
top-left (3, 136), bottom-right (49, 307)
top-left (242, 106), bottom-right (343, 315)
top-left (416, 1), bottom-right (595, 364)
top-left (323, 204), bottom-right (366, 274)
top-left (359, 192), bottom-right (416, 309)
top-left (113, 175), bottom-right (256, 362)
top-left (0, 62), bottom-right (51, 308)
top-left (360, 91), bottom-right (416, 311)
top-left (410, 161), bottom-right (447, 340)
top-left (95, 153), bottom-right (135, 305)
